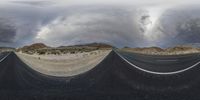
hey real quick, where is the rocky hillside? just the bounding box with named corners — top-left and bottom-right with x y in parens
top-left (22, 43), bottom-right (48, 50)
top-left (59, 43), bottom-right (113, 49)
top-left (121, 46), bottom-right (200, 55)
top-left (18, 43), bottom-right (113, 55)
top-left (17, 43), bottom-right (49, 54)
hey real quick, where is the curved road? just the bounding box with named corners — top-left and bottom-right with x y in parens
top-left (117, 50), bottom-right (200, 74)
top-left (0, 52), bottom-right (10, 62)
top-left (0, 51), bottom-right (200, 99)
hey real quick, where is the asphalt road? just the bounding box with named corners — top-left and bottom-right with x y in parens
top-left (117, 50), bottom-right (200, 74)
top-left (0, 52), bottom-right (10, 62)
top-left (0, 51), bottom-right (200, 100)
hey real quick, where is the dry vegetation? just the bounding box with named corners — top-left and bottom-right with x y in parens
top-left (17, 43), bottom-right (113, 55)
top-left (121, 46), bottom-right (200, 55)
top-left (15, 43), bottom-right (112, 76)
top-left (16, 50), bottom-right (111, 76)
top-left (0, 47), bottom-right (15, 53)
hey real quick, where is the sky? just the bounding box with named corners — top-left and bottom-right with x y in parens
top-left (0, 0), bottom-right (200, 48)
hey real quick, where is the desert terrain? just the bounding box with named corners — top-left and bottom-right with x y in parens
top-left (1, 43), bottom-right (200, 99)
top-left (120, 45), bottom-right (200, 55)
top-left (1, 43), bottom-right (200, 76)
top-left (15, 43), bottom-right (112, 76)
top-left (0, 47), bottom-right (15, 53)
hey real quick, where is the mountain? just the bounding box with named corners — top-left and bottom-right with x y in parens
top-left (183, 43), bottom-right (200, 48)
top-left (121, 46), bottom-right (200, 55)
top-left (165, 46), bottom-right (198, 52)
top-left (21, 43), bottom-right (48, 50)
top-left (0, 47), bottom-right (15, 53)
top-left (18, 42), bottom-right (113, 55)
top-left (17, 43), bottom-right (49, 54)
top-left (0, 47), bottom-right (14, 49)
top-left (58, 43), bottom-right (114, 49)
top-left (121, 47), bottom-right (164, 54)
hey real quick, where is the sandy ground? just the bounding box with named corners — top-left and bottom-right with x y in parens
top-left (16, 50), bottom-right (111, 77)
top-left (120, 48), bottom-right (200, 55)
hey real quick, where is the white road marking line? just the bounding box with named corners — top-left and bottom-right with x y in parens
top-left (114, 50), bottom-right (200, 75)
top-left (156, 59), bottom-right (178, 62)
top-left (0, 52), bottom-right (11, 63)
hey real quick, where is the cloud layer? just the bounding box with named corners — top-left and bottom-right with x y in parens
top-left (35, 7), bottom-right (145, 47)
top-left (0, 1), bottom-right (200, 48)
top-left (152, 6), bottom-right (200, 47)
top-left (0, 18), bottom-right (16, 43)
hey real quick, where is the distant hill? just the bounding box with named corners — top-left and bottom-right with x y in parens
top-left (17, 43), bottom-right (49, 54)
top-left (0, 47), bottom-right (15, 53)
top-left (122, 47), bottom-right (164, 52)
top-left (165, 46), bottom-right (198, 52)
top-left (0, 47), bottom-right (14, 49)
top-left (59, 43), bottom-right (114, 49)
top-left (21, 43), bottom-right (48, 50)
top-left (18, 42), bottom-right (113, 55)
top-left (121, 46), bottom-right (200, 55)
top-left (182, 43), bottom-right (200, 48)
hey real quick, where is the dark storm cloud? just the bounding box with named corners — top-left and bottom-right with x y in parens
top-left (1, 3), bottom-right (146, 47)
top-left (0, 2), bottom-right (61, 47)
top-left (155, 6), bottom-right (200, 47)
top-left (2, 1), bottom-right (200, 48)
top-left (11, 1), bottom-right (55, 6)
top-left (0, 18), bottom-right (16, 43)
top-left (35, 6), bottom-right (147, 47)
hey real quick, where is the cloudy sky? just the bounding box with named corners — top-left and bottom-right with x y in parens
top-left (0, 0), bottom-right (200, 48)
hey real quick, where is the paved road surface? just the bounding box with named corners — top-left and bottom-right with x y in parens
top-left (117, 50), bottom-right (200, 73)
top-left (0, 51), bottom-right (200, 100)
top-left (0, 52), bottom-right (10, 62)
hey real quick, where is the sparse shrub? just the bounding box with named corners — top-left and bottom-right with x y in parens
top-left (38, 51), bottom-right (46, 55)
top-left (70, 51), bottom-right (75, 54)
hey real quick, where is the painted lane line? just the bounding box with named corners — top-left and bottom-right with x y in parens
top-left (0, 52), bottom-right (11, 63)
top-left (156, 59), bottom-right (178, 62)
top-left (114, 50), bottom-right (200, 75)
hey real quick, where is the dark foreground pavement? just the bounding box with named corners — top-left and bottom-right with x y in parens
top-left (0, 51), bottom-right (200, 100)
top-left (118, 51), bottom-right (200, 73)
